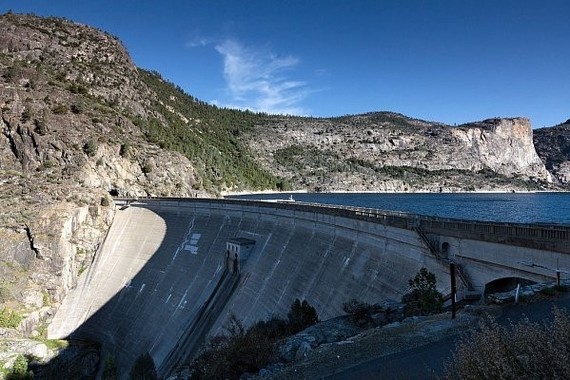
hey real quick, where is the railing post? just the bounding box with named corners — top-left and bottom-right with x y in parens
top-left (450, 262), bottom-right (457, 319)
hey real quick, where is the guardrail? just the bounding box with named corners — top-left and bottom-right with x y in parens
top-left (114, 197), bottom-right (570, 251)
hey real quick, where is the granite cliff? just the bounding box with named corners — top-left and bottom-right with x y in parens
top-left (245, 114), bottom-right (553, 192)
top-left (534, 119), bottom-right (570, 184)
top-left (0, 12), bottom-right (566, 373)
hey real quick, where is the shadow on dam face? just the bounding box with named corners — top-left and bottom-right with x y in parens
top-left (42, 201), bottom-right (445, 378)
top-left (46, 205), bottom-right (231, 378)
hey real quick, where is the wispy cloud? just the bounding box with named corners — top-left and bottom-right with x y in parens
top-left (185, 36), bottom-right (213, 48)
top-left (191, 38), bottom-right (310, 115)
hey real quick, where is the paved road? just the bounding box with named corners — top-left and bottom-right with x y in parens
top-left (327, 293), bottom-right (570, 380)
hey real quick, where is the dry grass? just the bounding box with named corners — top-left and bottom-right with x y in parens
top-left (444, 307), bottom-right (570, 380)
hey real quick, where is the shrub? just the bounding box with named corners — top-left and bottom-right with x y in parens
top-left (0, 283), bottom-right (10, 303)
top-left (70, 101), bottom-right (84, 114)
top-left (128, 352), bottom-right (157, 380)
top-left (68, 83), bottom-right (89, 95)
top-left (191, 315), bottom-right (248, 380)
top-left (191, 300), bottom-right (319, 379)
top-left (401, 267), bottom-right (443, 316)
top-left (119, 142), bottom-right (130, 157)
top-left (556, 285), bottom-right (569, 292)
top-left (51, 103), bottom-right (68, 114)
top-left (4, 65), bottom-right (19, 82)
top-left (34, 118), bottom-right (47, 135)
top-left (0, 307), bottom-right (22, 328)
top-left (250, 316), bottom-right (291, 340)
top-left (20, 107), bottom-right (32, 122)
top-left (42, 159), bottom-right (56, 169)
top-left (191, 315), bottom-right (290, 380)
top-left (141, 162), bottom-right (153, 174)
top-left (540, 287), bottom-right (556, 296)
top-left (8, 354), bottom-right (32, 380)
top-left (288, 298), bottom-right (319, 332)
top-left (83, 140), bottom-right (98, 156)
top-left (444, 308), bottom-right (570, 379)
top-left (102, 355), bottom-right (119, 380)
top-left (42, 291), bottom-right (51, 307)
top-left (342, 299), bottom-right (374, 326)
top-left (101, 196), bottom-right (110, 207)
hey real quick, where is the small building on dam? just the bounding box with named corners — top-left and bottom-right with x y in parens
top-left (226, 237), bottom-right (255, 273)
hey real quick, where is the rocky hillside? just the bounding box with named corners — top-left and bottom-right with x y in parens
top-left (534, 120), bottom-right (570, 184)
top-left (246, 113), bottom-right (555, 192)
top-left (0, 11), bottom-right (567, 361)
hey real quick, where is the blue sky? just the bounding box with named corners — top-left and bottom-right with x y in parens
top-left (1, 1), bottom-right (569, 127)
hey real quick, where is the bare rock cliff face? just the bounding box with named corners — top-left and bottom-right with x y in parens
top-left (3, 205), bottom-right (114, 331)
top-left (452, 118), bottom-right (551, 180)
top-left (245, 113), bottom-right (553, 192)
top-left (533, 120), bottom-right (570, 185)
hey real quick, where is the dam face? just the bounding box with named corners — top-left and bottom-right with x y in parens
top-left (48, 199), bottom-right (446, 375)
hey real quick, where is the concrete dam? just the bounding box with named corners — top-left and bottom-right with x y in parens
top-left (47, 198), bottom-right (570, 377)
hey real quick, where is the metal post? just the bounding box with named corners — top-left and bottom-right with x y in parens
top-left (450, 262), bottom-right (456, 319)
top-left (557, 270), bottom-right (561, 287)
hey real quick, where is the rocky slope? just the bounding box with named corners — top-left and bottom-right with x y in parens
top-left (534, 120), bottom-right (570, 184)
top-left (245, 113), bottom-right (555, 192)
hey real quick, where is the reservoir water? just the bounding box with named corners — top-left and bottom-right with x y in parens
top-left (227, 192), bottom-right (570, 225)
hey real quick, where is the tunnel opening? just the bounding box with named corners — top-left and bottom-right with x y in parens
top-left (441, 242), bottom-right (450, 259)
top-left (484, 277), bottom-right (536, 295)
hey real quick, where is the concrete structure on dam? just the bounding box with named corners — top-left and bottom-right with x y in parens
top-left (47, 198), bottom-right (570, 377)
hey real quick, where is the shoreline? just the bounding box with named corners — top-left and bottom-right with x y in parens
top-left (221, 189), bottom-right (567, 197)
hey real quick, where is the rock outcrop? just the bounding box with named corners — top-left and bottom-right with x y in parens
top-left (534, 120), bottom-right (570, 184)
top-left (452, 118), bottom-right (551, 180)
top-left (245, 113), bottom-right (554, 192)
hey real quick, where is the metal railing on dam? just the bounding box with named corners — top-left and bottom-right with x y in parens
top-left (115, 197), bottom-right (570, 254)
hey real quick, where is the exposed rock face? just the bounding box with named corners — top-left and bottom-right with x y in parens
top-left (0, 13), bottom-right (200, 198)
top-left (245, 114), bottom-right (554, 192)
top-left (534, 120), bottom-right (570, 185)
top-left (452, 118), bottom-right (550, 180)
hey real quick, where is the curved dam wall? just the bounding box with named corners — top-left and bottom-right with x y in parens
top-left (48, 198), bottom-right (449, 375)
